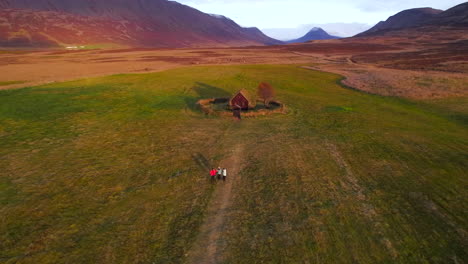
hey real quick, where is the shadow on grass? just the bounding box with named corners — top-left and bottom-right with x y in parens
top-left (184, 82), bottom-right (231, 111)
top-left (191, 152), bottom-right (211, 171)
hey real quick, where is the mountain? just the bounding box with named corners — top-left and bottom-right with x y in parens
top-left (286, 27), bottom-right (339, 43)
top-left (358, 8), bottom-right (443, 36)
top-left (262, 23), bottom-right (371, 40)
top-left (357, 2), bottom-right (468, 37)
top-left (0, 0), bottom-right (282, 48)
top-left (425, 2), bottom-right (468, 26)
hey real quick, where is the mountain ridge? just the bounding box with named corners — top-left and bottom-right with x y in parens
top-left (0, 0), bottom-right (282, 48)
top-left (357, 2), bottom-right (468, 37)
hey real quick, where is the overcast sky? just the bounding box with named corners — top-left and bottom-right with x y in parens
top-left (176, 0), bottom-right (466, 29)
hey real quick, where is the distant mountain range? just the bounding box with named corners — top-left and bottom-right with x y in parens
top-left (1, 0), bottom-right (467, 48)
top-left (262, 23), bottom-right (371, 40)
top-left (286, 27), bottom-right (339, 43)
top-left (358, 2), bottom-right (468, 37)
top-left (0, 0), bottom-right (282, 48)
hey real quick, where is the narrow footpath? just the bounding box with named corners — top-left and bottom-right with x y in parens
top-left (187, 144), bottom-right (244, 264)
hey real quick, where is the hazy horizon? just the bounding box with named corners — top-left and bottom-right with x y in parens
top-left (261, 23), bottom-right (372, 39)
top-left (176, 0), bottom-right (467, 39)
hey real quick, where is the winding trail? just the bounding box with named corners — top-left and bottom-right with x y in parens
top-left (187, 144), bottom-right (244, 264)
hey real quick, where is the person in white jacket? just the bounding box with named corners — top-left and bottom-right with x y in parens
top-left (222, 168), bottom-right (227, 181)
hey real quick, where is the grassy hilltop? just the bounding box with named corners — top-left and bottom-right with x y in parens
top-left (1, 65), bottom-right (467, 263)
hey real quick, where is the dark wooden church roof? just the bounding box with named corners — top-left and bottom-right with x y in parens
top-left (229, 89), bottom-right (256, 109)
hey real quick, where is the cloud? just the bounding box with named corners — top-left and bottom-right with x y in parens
top-left (178, 0), bottom-right (466, 11)
top-left (175, 0), bottom-right (467, 28)
top-left (351, 0), bottom-right (465, 12)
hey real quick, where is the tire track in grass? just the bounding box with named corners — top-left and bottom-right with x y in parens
top-left (326, 141), bottom-right (399, 259)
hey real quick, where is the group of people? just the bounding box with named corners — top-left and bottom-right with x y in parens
top-left (210, 167), bottom-right (227, 182)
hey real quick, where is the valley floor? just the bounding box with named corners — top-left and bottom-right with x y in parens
top-left (2, 33), bottom-right (467, 100)
top-left (1, 64), bottom-right (466, 263)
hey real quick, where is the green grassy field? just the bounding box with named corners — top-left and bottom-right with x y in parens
top-left (1, 65), bottom-right (466, 263)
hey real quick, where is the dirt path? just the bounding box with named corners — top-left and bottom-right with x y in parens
top-left (187, 144), bottom-right (244, 264)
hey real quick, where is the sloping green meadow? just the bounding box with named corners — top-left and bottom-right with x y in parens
top-left (1, 65), bottom-right (466, 263)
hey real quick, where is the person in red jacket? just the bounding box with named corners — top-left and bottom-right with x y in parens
top-left (210, 168), bottom-right (216, 182)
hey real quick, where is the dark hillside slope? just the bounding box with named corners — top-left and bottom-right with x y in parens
top-left (357, 3), bottom-right (468, 37)
top-left (357, 8), bottom-right (442, 36)
top-left (0, 0), bottom-right (282, 47)
top-left (426, 2), bottom-right (468, 26)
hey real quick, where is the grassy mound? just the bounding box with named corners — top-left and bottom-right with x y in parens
top-left (1, 65), bottom-right (466, 263)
